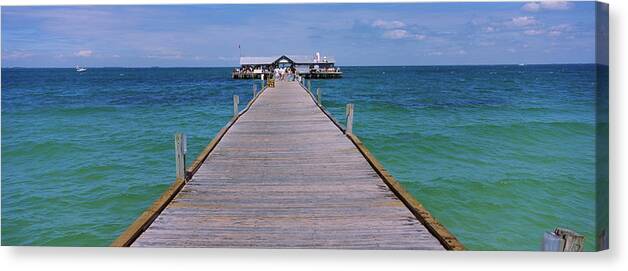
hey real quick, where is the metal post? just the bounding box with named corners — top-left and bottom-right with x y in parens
top-left (253, 84), bottom-right (257, 97)
top-left (345, 103), bottom-right (354, 135)
top-left (233, 95), bottom-right (239, 116)
top-left (175, 133), bottom-right (186, 180)
top-left (307, 80), bottom-right (311, 91)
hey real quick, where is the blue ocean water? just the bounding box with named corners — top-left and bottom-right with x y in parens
top-left (1, 65), bottom-right (606, 250)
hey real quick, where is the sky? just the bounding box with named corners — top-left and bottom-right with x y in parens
top-left (1, 1), bottom-right (606, 67)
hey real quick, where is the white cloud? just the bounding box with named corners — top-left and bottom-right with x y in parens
top-left (382, 29), bottom-right (426, 41)
top-left (522, 1), bottom-right (573, 12)
top-left (524, 29), bottom-right (545, 35)
top-left (550, 24), bottom-right (572, 32)
top-left (511, 16), bottom-right (537, 27)
top-left (522, 24), bottom-right (571, 37)
top-left (371, 19), bottom-right (426, 41)
top-left (3, 50), bottom-right (33, 59)
top-left (414, 34), bottom-right (427, 41)
top-left (522, 2), bottom-right (541, 12)
top-left (427, 49), bottom-right (466, 56)
top-left (483, 26), bottom-right (496, 33)
top-left (383, 29), bottom-right (410, 39)
top-left (540, 1), bottom-right (573, 10)
top-left (547, 24), bottom-right (572, 37)
top-left (372, 19), bottom-right (406, 29)
top-left (75, 50), bottom-right (93, 57)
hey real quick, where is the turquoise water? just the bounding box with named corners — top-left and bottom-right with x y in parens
top-left (1, 65), bottom-right (607, 250)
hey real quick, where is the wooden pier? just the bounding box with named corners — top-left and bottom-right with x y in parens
top-left (232, 71), bottom-right (342, 79)
top-left (112, 79), bottom-right (463, 250)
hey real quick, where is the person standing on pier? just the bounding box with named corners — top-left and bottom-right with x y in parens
top-left (274, 67), bottom-right (280, 80)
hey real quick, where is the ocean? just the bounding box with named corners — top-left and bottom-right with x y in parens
top-left (1, 65), bottom-right (607, 250)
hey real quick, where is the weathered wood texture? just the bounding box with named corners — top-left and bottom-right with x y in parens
top-left (233, 95), bottom-right (239, 116)
top-left (345, 103), bottom-right (354, 135)
top-left (175, 133), bottom-right (186, 180)
top-left (131, 81), bottom-right (446, 249)
top-left (316, 88), bottom-right (321, 104)
top-left (111, 86), bottom-right (266, 247)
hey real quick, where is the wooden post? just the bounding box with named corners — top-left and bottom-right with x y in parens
top-left (345, 103), bottom-right (354, 135)
top-left (542, 227), bottom-right (585, 252)
top-left (233, 95), bottom-right (239, 116)
top-left (175, 133), bottom-right (186, 181)
top-left (253, 84), bottom-right (257, 97)
top-left (555, 227), bottom-right (585, 252)
top-left (542, 232), bottom-right (563, 251)
top-left (597, 229), bottom-right (609, 250)
top-left (316, 88), bottom-right (321, 104)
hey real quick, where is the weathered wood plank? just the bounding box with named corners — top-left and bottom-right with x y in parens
top-left (124, 80), bottom-right (456, 250)
top-left (111, 86), bottom-right (268, 247)
top-left (174, 133), bottom-right (186, 180)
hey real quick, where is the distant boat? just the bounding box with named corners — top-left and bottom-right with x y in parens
top-left (76, 65), bottom-right (87, 72)
top-left (518, 63), bottom-right (525, 66)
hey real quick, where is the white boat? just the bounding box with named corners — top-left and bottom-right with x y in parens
top-left (76, 65), bottom-right (87, 72)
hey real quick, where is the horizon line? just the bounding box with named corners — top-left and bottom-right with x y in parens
top-left (1, 62), bottom-right (603, 69)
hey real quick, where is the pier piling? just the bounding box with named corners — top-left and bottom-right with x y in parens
top-left (316, 88), bottom-right (321, 104)
top-left (345, 103), bottom-right (354, 135)
top-left (174, 133), bottom-right (186, 180)
top-left (542, 227), bottom-right (585, 252)
top-left (233, 95), bottom-right (239, 116)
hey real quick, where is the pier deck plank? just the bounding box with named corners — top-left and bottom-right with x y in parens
top-left (131, 81), bottom-right (445, 249)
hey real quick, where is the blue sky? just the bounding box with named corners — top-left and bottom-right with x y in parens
top-left (1, 2), bottom-right (602, 67)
